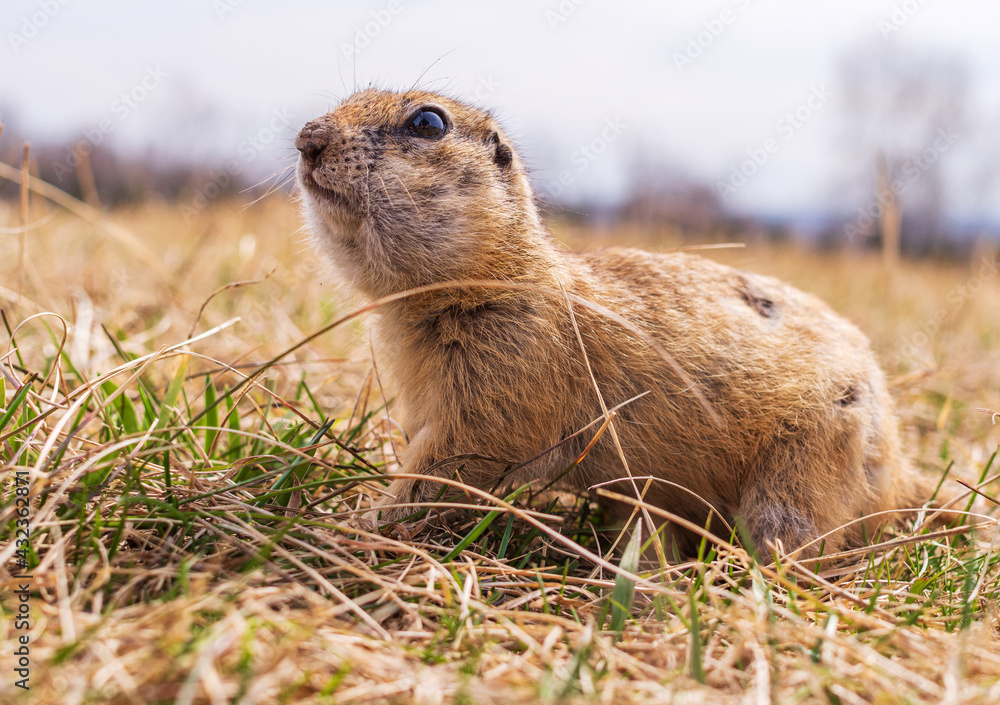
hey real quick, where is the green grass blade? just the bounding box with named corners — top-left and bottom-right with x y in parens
top-left (101, 380), bottom-right (141, 437)
top-left (203, 375), bottom-right (220, 453)
top-left (689, 581), bottom-right (705, 683)
top-left (609, 519), bottom-right (642, 637)
top-left (156, 356), bottom-right (189, 431)
top-left (441, 484), bottom-right (531, 563)
top-left (0, 372), bottom-right (37, 431)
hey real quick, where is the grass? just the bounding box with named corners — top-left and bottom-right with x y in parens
top-left (1, 182), bottom-right (1000, 703)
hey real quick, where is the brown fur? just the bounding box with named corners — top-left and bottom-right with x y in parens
top-left (295, 88), bottom-right (946, 557)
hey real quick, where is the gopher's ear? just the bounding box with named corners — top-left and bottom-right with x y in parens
top-left (488, 131), bottom-right (513, 171)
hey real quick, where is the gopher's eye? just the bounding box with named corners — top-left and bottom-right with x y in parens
top-left (406, 108), bottom-right (448, 138)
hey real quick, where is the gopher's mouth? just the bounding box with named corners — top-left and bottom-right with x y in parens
top-left (299, 168), bottom-right (357, 214)
top-left (312, 183), bottom-right (352, 210)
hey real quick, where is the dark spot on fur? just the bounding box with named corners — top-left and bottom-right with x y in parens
top-left (420, 300), bottom-right (532, 350)
top-left (836, 386), bottom-right (859, 407)
top-left (414, 184), bottom-right (447, 201)
top-left (426, 153), bottom-right (451, 171)
top-left (738, 278), bottom-right (776, 319)
top-left (459, 167), bottom-right (479, 189)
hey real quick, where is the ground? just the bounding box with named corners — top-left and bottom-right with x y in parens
top-left (1, 195), bottom-right (999, 704)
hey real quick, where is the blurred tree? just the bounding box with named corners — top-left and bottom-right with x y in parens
top-left (617, 151), bottom-right (732, 240)
top-left (836, 40), bottom-right (970, 256)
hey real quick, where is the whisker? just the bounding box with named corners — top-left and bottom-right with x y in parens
top-left (392, 173), bottom-right (420, 215)
top-left (411, 49), bottom-right (460, 90)
top-left (375, 172), bottom-right (393, 208)
top-left (240, 170), bottom-right (297, 211)
top-left (241, 162), bottom-right (297, 194)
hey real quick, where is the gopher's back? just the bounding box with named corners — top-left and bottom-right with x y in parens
top-left (571, 249), bottom-right (912, 553)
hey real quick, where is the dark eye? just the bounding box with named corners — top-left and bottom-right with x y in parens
top-left (406, 108), bottom-right (448, 138)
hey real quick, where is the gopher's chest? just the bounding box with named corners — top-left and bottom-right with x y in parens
top-left (380, 300), bottom-right (585, 436)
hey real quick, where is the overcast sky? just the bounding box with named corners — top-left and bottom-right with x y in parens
top-left (3, 0), bottom-right (999, 224)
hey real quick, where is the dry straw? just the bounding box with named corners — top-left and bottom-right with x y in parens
top-left (1, 169), bottom-right (999, 703)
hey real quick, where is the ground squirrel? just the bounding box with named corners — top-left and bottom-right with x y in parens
top-left (295, 88), bottom-right (946, 557)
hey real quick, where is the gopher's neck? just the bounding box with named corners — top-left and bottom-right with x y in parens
top-left (378, 221), bottom-right (567, 315)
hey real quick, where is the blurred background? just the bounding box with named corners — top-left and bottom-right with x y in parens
top-left (3, 0), bottom-right (999, 256)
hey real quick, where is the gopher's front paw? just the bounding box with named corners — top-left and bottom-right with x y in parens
top-left (369, 477), bottom-right (426, 525)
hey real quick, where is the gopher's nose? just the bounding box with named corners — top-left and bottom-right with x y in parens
top-left (295, 122), bottom-right (327, 164)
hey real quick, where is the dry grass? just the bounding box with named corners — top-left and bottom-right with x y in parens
top-left (2, 185), bottom-right (1000, 704)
